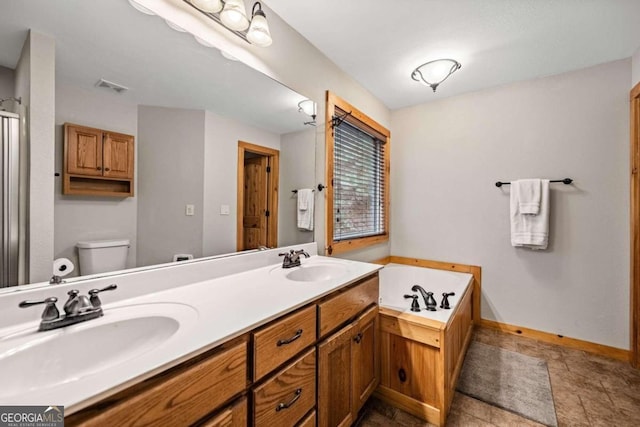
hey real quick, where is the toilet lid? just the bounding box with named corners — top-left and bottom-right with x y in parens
top-left (76, 239), bottom-right (130, 249)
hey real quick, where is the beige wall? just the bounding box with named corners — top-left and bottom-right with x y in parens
top-left (0, 65), bottom-right (13, 99)
top-left (14, 31), bottom-right (55, 283)
top-left (633, 46), bottom-right (640, 87)
top-left (202, 111), bottom-right (281, 256)
top-left (137, 106), bottom-right (206, 267)
top-left (390, 59), bottom-right (631, 349)
top-left (278, 128), bottom-right (316, 247)
top-left (54, 83), bottom-right (138, 275)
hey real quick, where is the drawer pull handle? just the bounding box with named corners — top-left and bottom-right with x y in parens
top-left (277, 329), bottom-right (303, 346)
top-left (275, 388), bottom-right (302, 412)
top-left (353, 332), bottom-right (363, 344)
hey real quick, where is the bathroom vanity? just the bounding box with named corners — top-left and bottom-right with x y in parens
top-left (0, 244), bottom-right (381, 427)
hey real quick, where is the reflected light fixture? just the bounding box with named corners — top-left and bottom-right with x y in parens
top-left (411, 59), bottom-right (461, 92)
top-left (298, 99), bottom-right (317, 126)
top-left (186, 0), bottom-right (273, 47)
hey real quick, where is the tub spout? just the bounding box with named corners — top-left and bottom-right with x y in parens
top-left (411, 285), bottom-right (437, 311)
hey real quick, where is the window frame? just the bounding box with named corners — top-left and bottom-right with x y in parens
top-left (325, 91), bottom-right (391, 255)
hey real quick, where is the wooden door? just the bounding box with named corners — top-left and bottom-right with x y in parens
top-left (352, 305), bottom-right (379, 416)
top-left (242, 156), bottom-right (268, 250)
top-left (65, 124), bottom-right (103, 176)
top-left (103, 132), bottom-right (134, 179)
top-left (318, 322), bottom-right (354, 427)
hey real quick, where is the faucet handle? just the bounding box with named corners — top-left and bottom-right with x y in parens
top-left (88, 284), bottom-right (118, 308)
top-left (19, 297), bottom-right (60, 321)
top-left (403, 294), bottom-right (421, 312)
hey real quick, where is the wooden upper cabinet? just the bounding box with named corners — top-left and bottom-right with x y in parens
top-left (66, 125), bottom-right (103, 176)
top-left (103, 132), bottom-right (134, 179)
top-left (63, 123), bottom-right (134, 197)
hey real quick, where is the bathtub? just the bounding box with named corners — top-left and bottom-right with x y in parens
top-left (379, 263), bottom-right (473, 323)
top-left (375, 259), bottom-right (480, 427)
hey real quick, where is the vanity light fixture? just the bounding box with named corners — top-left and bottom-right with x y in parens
top-left (411, 59), bottom-right (462, 92)
top-left (186, 0), bottom-right (273, 47)
top-left (298, 99), bottom-right (317, 126)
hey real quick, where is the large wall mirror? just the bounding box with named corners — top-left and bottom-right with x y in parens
top-left (0, 0), bottom-right (317, 288)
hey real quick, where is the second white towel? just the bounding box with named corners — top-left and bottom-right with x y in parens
top-left (510, 179), bottom-right (550, 250)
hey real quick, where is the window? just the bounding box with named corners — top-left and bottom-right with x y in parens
top-left (325, 91), bottom-right (390, 255)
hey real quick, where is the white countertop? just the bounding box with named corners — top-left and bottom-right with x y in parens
top-left (0, 255), bottom-right (382, 413)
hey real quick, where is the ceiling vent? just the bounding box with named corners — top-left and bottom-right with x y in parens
top-left (95, 79), bottom-right (129, 94)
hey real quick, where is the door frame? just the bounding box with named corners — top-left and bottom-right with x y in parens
top-left (631, 81), bottom-right (640, 367)
top-left (237, 141), bottom-right (279, 251)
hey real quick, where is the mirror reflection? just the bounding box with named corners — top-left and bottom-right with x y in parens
top-left (0, 0), bottom-right (317, 287)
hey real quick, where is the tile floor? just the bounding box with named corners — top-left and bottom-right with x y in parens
top-left (358, 327), bottom-right (640, 427)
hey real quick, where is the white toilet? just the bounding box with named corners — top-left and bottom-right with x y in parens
top-left (76, 239), bottom-right (130, 275)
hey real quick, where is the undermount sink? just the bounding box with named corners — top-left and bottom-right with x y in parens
top-left (272, 262), bottom-right (349, 282)
top-left (0, 302), bottom-right (197, 398)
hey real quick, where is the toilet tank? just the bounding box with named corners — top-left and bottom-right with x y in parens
top-left (76, 239), bottom-right (130, 276)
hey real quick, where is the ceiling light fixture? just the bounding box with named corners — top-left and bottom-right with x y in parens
top-left (298, 99), bottom-right (317, 126)
top-left (186, 0), bottom-right (272, 47)
top-left (411, 59), bottom-right (461, 92)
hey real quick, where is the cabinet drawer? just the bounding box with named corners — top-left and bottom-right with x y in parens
top-left (253, 305), bottom-right (316, 380)
top-left (297, 410), bottom-right (316, 427)
top-left (70, 338), bottom-right (247, 426)
top-left (201, 397), bottom-right (247, 427)
top-left (318, 273), bottom-right (379, 338)
top-left (253, 348), bottom-right (316, 427)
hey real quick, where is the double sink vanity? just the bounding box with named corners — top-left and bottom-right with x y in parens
top-left (0, 243), bottom-right (382, 426)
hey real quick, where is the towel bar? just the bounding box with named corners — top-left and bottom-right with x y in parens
top-left (495, 178), bottom-right (573, 188)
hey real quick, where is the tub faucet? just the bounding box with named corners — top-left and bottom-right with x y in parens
top-left (411, 285), bottom-right (437, 311)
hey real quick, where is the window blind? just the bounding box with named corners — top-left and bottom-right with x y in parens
top-left (333, 120), bottom-right (386, 241)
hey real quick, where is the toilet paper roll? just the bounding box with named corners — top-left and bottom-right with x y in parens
top-left (53, 257), bottom-right (75, 277)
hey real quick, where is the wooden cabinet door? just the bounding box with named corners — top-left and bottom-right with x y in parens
top-left (318, 322), bottom-right (354, 427)
top-left (103, 132), bottom-right (134, 179)
top-left (352, 305), bottom-right (379, 416)
top-left (65, 124), bottom-right (103, 176)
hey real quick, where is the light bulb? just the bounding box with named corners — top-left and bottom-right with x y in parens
top-left (247, 10), bottom-right (272, 46)
top-left (220, 0), bottom-right (249, 31)
top-left (191, 0), bottom-right (223, 13)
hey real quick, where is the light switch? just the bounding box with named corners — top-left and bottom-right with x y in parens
top-left (220, 205), bottom-right (230, 215)
top-left (185, 204), bottom-right (195, 216)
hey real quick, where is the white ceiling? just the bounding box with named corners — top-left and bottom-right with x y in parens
top-left (265, 0), bottom-right (640, 110)
top-left (0, 0), bottom-right (310, 134)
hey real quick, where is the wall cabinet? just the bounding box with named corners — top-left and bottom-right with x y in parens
top-left (63, 123), bottom-right (134, 197)
top-left (65, 273), bottom-right (379, 427)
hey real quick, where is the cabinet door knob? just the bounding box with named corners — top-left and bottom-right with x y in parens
top-left (104, 167), bottom-right (110, 172)
top-left (96, 166), bottom-right (102, 171)
top-left (353, 332), bottom-right (363, 344)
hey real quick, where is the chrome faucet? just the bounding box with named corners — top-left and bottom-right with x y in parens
top-left (411, 285), bottom-right (437, 311)
top-left (19, 284), bottom-right (117, 331)
top-left (279, 249), bottom-right (310, 268)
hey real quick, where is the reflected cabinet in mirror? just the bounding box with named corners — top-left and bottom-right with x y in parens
top-left (0, 0), bottom-right (317, 288)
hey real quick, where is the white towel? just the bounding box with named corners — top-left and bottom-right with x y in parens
top-left (297, 189), bottom-right (314, 231)
top-left (514, 179), bottom-right (541, 214)
top-left (510, 179), bottom-right (550, 250)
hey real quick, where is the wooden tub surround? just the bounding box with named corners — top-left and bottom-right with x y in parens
top-left (373, 256), bottom-right (481, 426)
